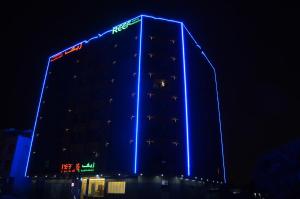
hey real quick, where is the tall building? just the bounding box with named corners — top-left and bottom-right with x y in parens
top-left (25, 15), bottom-right (226, 198)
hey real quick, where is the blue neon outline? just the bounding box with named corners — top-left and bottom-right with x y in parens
top-left (24, 57), bottom-right (51, 176)
top-left (183, 25), bottom-right (202, 49)
top-left (134, 16), bottom-right (143, 174)
top-left (201, 51), bottom-right (227, 183)
top-left (182, 25), bottom-right (227, 183)
top-left (25, 14), bottom-right (226, 181)
top-left (141, 14), bottom-right (182, 24)
top-left (180, 23), bottom-right (191, 176)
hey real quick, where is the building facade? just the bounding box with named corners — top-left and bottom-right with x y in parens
top-left (25, 15), bottom-right (226, 198)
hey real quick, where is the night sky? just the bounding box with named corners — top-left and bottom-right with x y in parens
top-left (1, 1), bottom-right (298, 185)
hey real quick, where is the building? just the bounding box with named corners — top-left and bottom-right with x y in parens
top-left (25, 15), bottom-right (226, 198)
top-left (0, 128), bottom-right (31, 196)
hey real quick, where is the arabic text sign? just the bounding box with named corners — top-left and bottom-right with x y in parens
top-left (60, 162), bottom-right (95, 173)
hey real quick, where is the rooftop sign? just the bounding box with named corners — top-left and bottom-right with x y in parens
top-left (112, 16), bottom-right (141, 34)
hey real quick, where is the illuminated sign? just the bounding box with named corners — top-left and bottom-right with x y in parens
top-left (60, 162), bottom-right (95, 173)
top-left (50, 43), bottom-right (83, 62)
top-left (112, 17), bottom-right (141, 34)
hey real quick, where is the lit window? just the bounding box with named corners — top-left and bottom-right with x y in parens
top-left (147, 115), bottom-right (153, 120)
top-left (147, 92), bottom-right (154, 98)
top-left (172, 141), bottom-right (179, 146)
top-left (146, 139), bottom-right (154, 145)
top-left (108, 98), bottom-right (113, 103)
top-left (148, 53), bottom-right (154, 58)
top-left (170, 39), bottom-right (176, 44)
top-left (170, 56), bottom-right (176, 62)
top-left (42, 100), bottom-right (45, 104)
top-left (130, 115), bottom-right (135, 120)
top-left (171, 117), bottom-right (178, 123)
top-left (114, 44), bottom-right (118, 48)
top-left (110, 78), bottom-right (115, 83)
top-left (129, 139), bottom-right (134, 144)
top-left (132, 72), bottom-right (136, 77)
top-left (33, 151), bottom-right (36, 154)
top-left (65, 128), bottom-right (70, 132)
top-left (48, 71), bottom-right (52, 75)
top-left (73, 75), bottom-right (77, 79)
top-left (149, 35), bottom-right (155, 40)
top-left (36, 133), bottom-right (39, 137)
top-left (134, 36), bottom-right (138, 40)
top-left (171, 75), bottom-right (176, 80)
top-left (39, 116), bottom-right (43, 120)
top-left (93, 152), bottom-right (99, 157)
top-left (133, 53), bottom-right (137, 58)
top-left (148, 72), bottom-right (153, 78)
top-left (171, 96), bottom-right (178, 101)
top-left (131, 92), bottom-right (136, 97)
top-left (105, 142), bottom-right (110, 147)
top-left (160, 80), bottom-right (166, 88)
top-left (68, 109), bottom-right (72, 112)
top-left (76, 59), bottom-right (80, 63)
top-left (112, 60), bottom-right (117, 65)
top-left (106, 120), bottom-right (112, 125)
top-left (107, 181), bottom-right (126, 194)
top-left (62, 148), bottom-right (67, 152)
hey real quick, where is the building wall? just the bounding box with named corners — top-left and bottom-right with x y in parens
top-left (27, 15), bottom-right (225, 182)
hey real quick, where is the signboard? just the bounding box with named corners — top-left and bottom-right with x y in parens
top-left (112, 16), bottom-right (141, 34)
top-left (60, 162), bottom-right (95, 173)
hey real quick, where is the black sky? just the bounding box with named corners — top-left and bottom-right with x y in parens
top-left (1, 0), bottom-right (299, 185)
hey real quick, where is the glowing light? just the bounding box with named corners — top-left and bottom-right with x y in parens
top-left (50, 53), bottom-right (63, 62)
top-left (50, 43), bottom-right (83, 62)
top-left (180, 22), bottom-right (191, 176)
top-left (24, 57), bottom-right (51, 176)
top-left (64, 43), bottom-right (83, 55)
top-left (112, 16), bottom-right (141, 34)
top-left (201, 51), bottom-right (227, 183)
top-left (60, 162), bottom-right (95, 173)
top-left (141, 15), bottom-right (182, 24)
top-left (134, 16), bottom-right (143, 174)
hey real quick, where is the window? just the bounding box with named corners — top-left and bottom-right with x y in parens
top-left (107, 181), bottom-right (126, 194)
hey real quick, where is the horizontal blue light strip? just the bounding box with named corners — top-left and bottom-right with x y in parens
top-left (141, 14), bottom-right (182, 24)
top-left (180, 22), bottom-right (191, 176)
top-left (201, 51), bottom-right (227, 184)
top-left (134, 16), bottom-right (143, 174)
top-left (25, 58), bottom-right (51, 176)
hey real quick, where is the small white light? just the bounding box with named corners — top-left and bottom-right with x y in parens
top-left (118, 173), bottom-right (121, 176)
top-left (140, 173), bottom-right (143, 176)
top-left (161, 174), bottom-right (163, 177)
top-left (194, 177), bottom-right (197, 179)
top-left (96, 174), bottom-right (99, 178)
top-left (71, 182), bottom-right (74, 187)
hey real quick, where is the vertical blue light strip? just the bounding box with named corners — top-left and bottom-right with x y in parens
top-left (201, 51), bottom-right (227, 183)
top-left (180, 23), bottom-right (191, 176)
top-left (134, 16), bottom-right (143, 174)
top-left (24, 58), bottom-right (51, 177)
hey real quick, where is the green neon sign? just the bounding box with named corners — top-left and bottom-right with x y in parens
top-left (60, 162), bottom-right (95, 173)
top-left (112, 17), bottom-right (141, 34)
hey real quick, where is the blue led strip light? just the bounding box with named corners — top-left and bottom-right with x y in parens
top-left (24, 28), bottom-right (112, 177)
top-left (141, 14), bottom-right (182, 24)
top-left (24, 58), bottom-right (51, 176)
top-left (201, 51), bottom-right (227, 183)
top-left (180, 23), bottom-right (191, 176)
top-left (183, 25), bottom-right (227, 183)
top-left (134, 16), bottom-right (143, 174)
